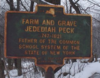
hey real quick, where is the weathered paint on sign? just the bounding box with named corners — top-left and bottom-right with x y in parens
top-left (5, 5), bottom-right (92, 68)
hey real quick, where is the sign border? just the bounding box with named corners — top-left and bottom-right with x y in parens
top-left (4, 5), bottom-right (92, 70)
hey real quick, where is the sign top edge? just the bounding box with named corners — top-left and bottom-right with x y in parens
top-left (5, 4), bottom-right (92, 17)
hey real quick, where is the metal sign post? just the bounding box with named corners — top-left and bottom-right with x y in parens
top-left (5, 5), bottom-right (92, 72)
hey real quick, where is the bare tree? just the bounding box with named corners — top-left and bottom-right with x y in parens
top-left (69, 0), bottom-right (80, 14)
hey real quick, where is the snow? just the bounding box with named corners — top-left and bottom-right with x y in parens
top-left (9, 69), bottom-right (18, 77)
top-left (5, 61), bottom-right (44, 78)
top-left (55, 61), bottom-right (100, 78)
top-left (73, 62), bottom-right (100, 78)
top-left (4, 60), bottom-right (100, 78)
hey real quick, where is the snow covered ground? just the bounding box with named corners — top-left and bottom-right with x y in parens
top-left (4, 59), bottom-right (100, 78)
top-left (55, 60), bottom-right (100, 78)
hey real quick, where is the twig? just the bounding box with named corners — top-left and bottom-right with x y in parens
top-left (20, 0), bottom-right (28, 11)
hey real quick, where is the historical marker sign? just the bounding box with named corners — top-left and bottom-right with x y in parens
top-left (5, 5), bottom-right (92, 67)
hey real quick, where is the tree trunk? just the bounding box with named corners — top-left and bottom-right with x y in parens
top-left (10, 0), bottom-right (14, 10)
top-left (0, 60), bottom-right (4, 78)
top-left (7, 58), bottom-right (13, 69)
top-left (14, 59), bottom-right (22, 76)
top-left (17, 59), bottom-right (22, 76)
top-left (16, 0), bottom-right (20, 11)
top-left (69, 0), bottom-right (81, 14)
top-left (30, 1), bottom-right (34, 11)
top-left (0, 44), bottom-right (4, 78)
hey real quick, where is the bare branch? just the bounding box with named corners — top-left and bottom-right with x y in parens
top-left (25, 0), bottom-right (30, 8)
top-left (20, 0), bottom-right (28, 11)
top-left (93, 17), bottom-right (100, 23)
top-left (88, 0), bottom-right (100, 7)
top-left (69, 0), bottom-right (81, 14)
top-left (6, 0), bottom-right (15, 10)
top-left (75, 0), bottom-right (79, 4)
top-left (6, 0), bottom-right (10, 5)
